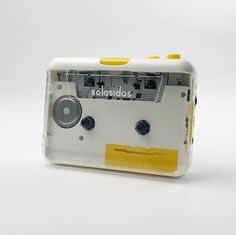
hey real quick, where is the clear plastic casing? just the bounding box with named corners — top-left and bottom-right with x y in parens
top-left (43, 57), bottom-right (197, 177)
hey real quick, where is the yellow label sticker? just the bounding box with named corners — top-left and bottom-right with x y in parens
top-left (105, 144), bottom-right (178, 173)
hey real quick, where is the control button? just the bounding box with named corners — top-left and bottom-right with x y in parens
top-left (99, 58), bottom-right (129, 66)
top-left (135, 120), bottom-right (150, 135)
top-left (81, 116), bottom-right (95, 130)
top-left (147, 56), bottom-right (160, 59)
top-left (166, 54), bottom-right (181, 59)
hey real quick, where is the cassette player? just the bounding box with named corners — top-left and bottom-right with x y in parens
top-left (43, 55), bottom-right (197, 177)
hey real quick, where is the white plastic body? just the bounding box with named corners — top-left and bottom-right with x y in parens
top-left (43, 57), bottom-right (197, 177)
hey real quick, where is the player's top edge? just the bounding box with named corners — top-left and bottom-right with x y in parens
top-left (48, 57), bottom-right (194, 74)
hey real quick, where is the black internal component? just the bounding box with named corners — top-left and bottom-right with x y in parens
top-left (97, 81), bottom-right (104, 88)
top-left (133, 81), bottom-right (141, 90)
top-left (145, 79), bottom-right (157, 89)
top-left (84, 76), bottom-right (95, 87)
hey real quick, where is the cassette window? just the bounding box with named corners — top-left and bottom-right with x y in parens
top-left (54, 71), bottom-right (189, 102)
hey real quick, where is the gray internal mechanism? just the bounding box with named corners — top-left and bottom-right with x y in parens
top-left (53, 96), bottom-right (82, 128)
top-left (57, 71), bottom-right (190, 102)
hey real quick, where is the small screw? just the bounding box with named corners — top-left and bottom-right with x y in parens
top-left (181, 92), bottom-right (186, 97)
top-left (57, 84), bottom-right (62, 90)
top-left (79, 135), bottom-right (84, 141)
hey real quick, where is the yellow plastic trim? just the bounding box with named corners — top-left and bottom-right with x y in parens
top-left (147, 56), bottom-right (160, 59)
top-left (105, 144), bottom-right (178, 173)
top-left (190, 101), bottom-right (195, 143)
top-left (167, 54), bottom-right (181, 59)
top-left (99, 58), bottom-right (129, 66)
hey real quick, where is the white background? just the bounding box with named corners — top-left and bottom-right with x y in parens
top-left (0, 0), bottom-right (236, 234)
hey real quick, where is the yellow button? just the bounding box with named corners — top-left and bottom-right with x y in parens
top-left (166, 54), bottom-right (181, 59)
top-left (147, 56), bottom-right (160, 59)
top-left (99, 58), bottom-right (129, 66)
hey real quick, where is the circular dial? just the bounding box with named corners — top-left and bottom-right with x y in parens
top-left (135, 120), bottom-right (150, 135)
top-left (53, 96), bottom-right (82, 128)
top-left (81, 116), bottom-right (95, 130)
